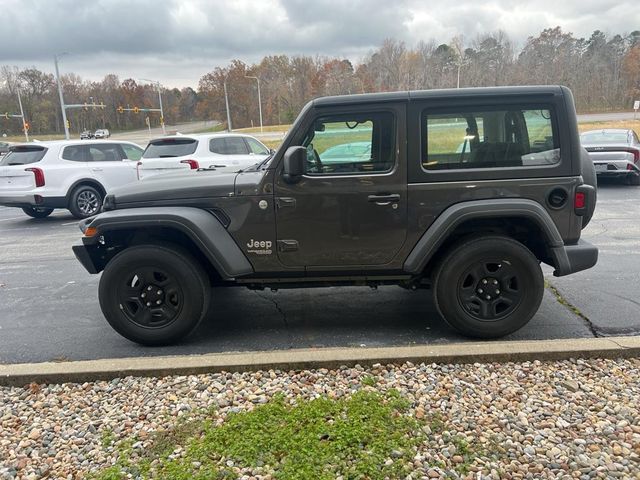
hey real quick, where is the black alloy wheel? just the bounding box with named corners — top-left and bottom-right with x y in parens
top-left (117, 266), bottom-right (184, 329)
top-left (99, 244), bottom-right (210, 345)
top-left (456, 260), bottom-right (522, 321)
top-left (433, 236), bottom-right (544, 338)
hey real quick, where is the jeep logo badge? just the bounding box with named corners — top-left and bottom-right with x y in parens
top-left (246, 239), bottom-right (273, 255)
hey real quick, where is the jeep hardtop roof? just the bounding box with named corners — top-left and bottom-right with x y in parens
top-left (312, 85), bottom-right (565, 107)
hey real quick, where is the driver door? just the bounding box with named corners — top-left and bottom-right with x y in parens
top-left (274, 104), bottom-right (407, 269)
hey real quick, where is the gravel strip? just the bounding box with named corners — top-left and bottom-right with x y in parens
top-left (1, 357), bottom-right (639, 479)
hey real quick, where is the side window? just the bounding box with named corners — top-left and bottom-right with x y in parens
top-left (302, 111), bottom-right (395, 175)
top-left (209, 137), bottom-right (250, 155)
top-left (245, 137), bottom-right (269, 155)
top-left (423, 107), bottom-right (559, 171)
top-left (62, 145), bottom-right (86, 162)
top-left (87, 144), bottom-right (123, 162)
top-left (122, 144), bottom-right (143, 161)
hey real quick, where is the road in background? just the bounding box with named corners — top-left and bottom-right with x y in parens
top-left (1, 183), bottom-right (637, 364)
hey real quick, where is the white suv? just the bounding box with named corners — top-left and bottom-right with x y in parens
top-left (0, 140), bottom-right (143, 219)
top-left (138, 133), bottom-right (271, 179)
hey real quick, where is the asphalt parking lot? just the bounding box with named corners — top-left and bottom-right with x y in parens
top-left (0, 180), bottom-right (638, 364)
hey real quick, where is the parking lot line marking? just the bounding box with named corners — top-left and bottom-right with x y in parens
top-left (0, 216), bottom-right (25, 222)
top-left (62, 222), bottom-right (78, 226)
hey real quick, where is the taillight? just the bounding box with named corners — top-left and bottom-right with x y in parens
top-left (575, 191), bottom-right (586, 209)
top-left (626, 148), bottom-right (640, 163)
top-left (25, 167), bottom-right (45, 187)
top-left (180, 159), bottom-right (199, 170)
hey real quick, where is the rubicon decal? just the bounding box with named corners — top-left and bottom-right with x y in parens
top-left (247, 239), bottom-right (273, 255)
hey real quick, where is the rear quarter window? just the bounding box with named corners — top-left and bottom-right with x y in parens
top-left (143, 138), bottom-right (198, 158)
top-left (422, 106), bottom-right (560, 171)
top-left (0, 146), bottom-right (48, 166)
top-left (209, 137), bottom-right (250, 155)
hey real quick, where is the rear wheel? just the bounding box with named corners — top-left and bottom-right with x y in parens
top-left (69, 185), bottom-right (103, 218)
top-left (22, 207), bottom-right (53, 218)
top-left (98, 244), bottom-right (210, 345)
top-left (627, 173), bottom-right (640, 186)
top-left (433, 236), bottom-right (544, 338)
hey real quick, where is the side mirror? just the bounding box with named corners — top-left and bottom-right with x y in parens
top-left (269, 148), bottom-right (276, 155)
top-left (282, 146), bottom-right (306, 183)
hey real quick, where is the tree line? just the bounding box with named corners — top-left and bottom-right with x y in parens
top-left (1, 27), bottom-right (639, 136)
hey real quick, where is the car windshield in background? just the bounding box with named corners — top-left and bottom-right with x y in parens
top-left (142, 138), bottom-right (198, 158)
top-left (0, 146), bottom-right (47, 166)
top-left (580, 132), bottom-right (629, 144)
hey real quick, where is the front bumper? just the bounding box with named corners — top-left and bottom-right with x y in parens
top-left (72, 242), bottom-right (100, 274)
top-left (0, 194), bottom-right (67, 209)
top-left (551, 239), bottom-right (598, 277)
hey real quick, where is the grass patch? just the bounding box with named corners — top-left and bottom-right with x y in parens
top-left (190, 122), bottom-right (228, 134)
top-left (235, 124), bottom-right (292, 134)
top-left (92, 390), bottom-right (430, 480)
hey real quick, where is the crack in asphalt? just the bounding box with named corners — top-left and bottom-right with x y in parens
top-left (546, 281), bottom-right (602, 338)
top-left (253, 290), bottom-right (293, 346)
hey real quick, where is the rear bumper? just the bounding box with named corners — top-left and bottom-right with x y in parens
top-left (551, 239), bottom-right (598, 277)
top-left (0, 194), bottom-right (67, 209)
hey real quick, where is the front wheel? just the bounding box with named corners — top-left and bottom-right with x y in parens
top-left (98, 244), bottom-right (210, 345)
top-left (433, 236), bottom-right (544, 338)
top-left (22, 207), bottom-right (53, 218)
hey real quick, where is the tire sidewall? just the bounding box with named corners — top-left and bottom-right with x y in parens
top-left (69, 185), bottom-right (103, 219)
top-left (22, 207), bottom-right (53, 218)
top-left (99, 245), bottom-right (209, 345)
top-left (434, 236), bottom-right (544, 338)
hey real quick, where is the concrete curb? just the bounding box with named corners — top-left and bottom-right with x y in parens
top-left (1, 336), bottom-right (639, 387)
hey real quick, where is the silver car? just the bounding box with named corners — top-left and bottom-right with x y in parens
top-left (580, 129), bottom-right (640, 185)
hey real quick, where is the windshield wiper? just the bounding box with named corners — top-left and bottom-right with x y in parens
top-left (237, 152), bottom-right (274, 173)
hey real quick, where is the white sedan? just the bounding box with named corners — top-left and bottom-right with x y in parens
top-left (138, 133), bottom-right (271, 179)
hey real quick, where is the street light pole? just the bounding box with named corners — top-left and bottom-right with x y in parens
top-left (54, 53), bottom-right (70, 139)
top-left (223, 79), bottom-right (232, 132)
top-left (245, 75), bottom-right (263, 133)
top-left (16, 87), bottom-right (28, 142)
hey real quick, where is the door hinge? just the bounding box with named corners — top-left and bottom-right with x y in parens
top-left (277, 239), bottom-right (299, 252)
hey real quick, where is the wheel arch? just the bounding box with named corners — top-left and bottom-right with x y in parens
top-left (404, 199), bottom-right (566, 276)
top-left (78, 207), bottom-right (254, 281)
top-left (66, 178), bottom-right (107, 203)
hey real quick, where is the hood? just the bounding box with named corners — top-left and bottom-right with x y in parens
top-left (107, 170), bottom-right (238, 208)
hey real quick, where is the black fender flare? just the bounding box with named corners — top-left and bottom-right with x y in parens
top-left (82, 206), bottom-right (254, 279)
top-left (403, 199), bottom-right (568, 275)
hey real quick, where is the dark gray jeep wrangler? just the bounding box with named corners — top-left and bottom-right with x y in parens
top-left (73, 86), bottom-right (598, 345)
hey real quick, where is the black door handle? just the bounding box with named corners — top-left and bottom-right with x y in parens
top-left (368, 194), bottom-right (400, 205)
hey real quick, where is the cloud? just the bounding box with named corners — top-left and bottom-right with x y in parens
top-left (0, 0), bottom-right (637, 87)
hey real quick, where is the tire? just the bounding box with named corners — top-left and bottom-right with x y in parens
top-left (433, 236), bottom-right (544, 338)
top-left (22, 207), bottom-right (53, 218)
top-left (627, 173), bottom-right (640, 186)
top-left (68, 185), bottom-right (103, 219)
top-left (98, 244), bottom-right (210, 345)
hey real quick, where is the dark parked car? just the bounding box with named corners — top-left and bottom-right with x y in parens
top-left (73, 86), bottom-right (598, 345)
top-left (80, 130), bottom-right (94, 140)
top-left (580, 129), bottom-right (640, 185)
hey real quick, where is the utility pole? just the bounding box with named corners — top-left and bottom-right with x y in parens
top-left (223, 79), bottom-right (232, 132)
top-left (16, 87), bottom-right (28, 142)
top-left (139, 79), bottom-right (166, 134)
top-left (1, 80), bottom-right (29, 142)
top-left (245, 75), bottom-right (263, 133)
top-left (54, 53), bottom-right (70, 139)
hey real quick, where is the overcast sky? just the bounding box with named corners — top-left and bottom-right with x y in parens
top-left (0, 0), bottom-right (636, 88)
